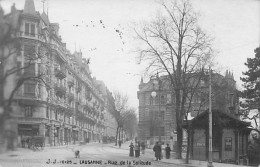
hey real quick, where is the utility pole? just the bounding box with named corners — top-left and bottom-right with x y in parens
top-left (208, 67), bottom-right (213, 167)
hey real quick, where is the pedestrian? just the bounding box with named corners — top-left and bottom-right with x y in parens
top-left (21, 136), bottom-right (25, 148)
top-left (129, 142), bottom-right (134, 157)
top-left (26, 137), bottom-right (31, 149)
top-left (118, 140), bottom-right (122, 148)
top-left (165, 143), bottom-right (171, 159)
top-left (141, 142), bottom-right (145, 154)
top-left (137, 141), bottom-right (141, 157)
top-left (153, 142), bottom-right (162, 161)
top-left (134, 142), bottom-right (139, 157)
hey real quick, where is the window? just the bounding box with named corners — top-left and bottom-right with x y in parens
top-left (30, 24), bottom-right (35, 37)
top-left (55, 110), bottom-right (58, 120)
top-left (24, 82), bottom-right (36, 96)
top-left (160, 95), bottom-right (165, 104)
top-left (160, 111), bottom-right (165, 120)
top-left (24, 22), bottom-right (35, 37)
top-left (24, 106), bottom-right (33, 117)
top-left (25, 23), bottom-right (29, 35)
top-left (46, 107), bottom-right (49, 119)
top-left (159, 127), bottom-right (165, 136)
top-left (150, 96), bottom-right (153, 105)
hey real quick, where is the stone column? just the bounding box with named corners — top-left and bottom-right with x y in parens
top-left (39, 123), bottom-right (45, 136)
top-left (50, 124), bottom-right (54, 146)
top-left (60, 127), bottom-right (64, 145)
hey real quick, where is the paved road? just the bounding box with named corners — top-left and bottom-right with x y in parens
top-left (0, 143), bottom-right (179, 167)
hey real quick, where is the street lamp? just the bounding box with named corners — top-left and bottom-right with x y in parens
top-left (151, 77), bottom-right (162, 143)
top-left (208, 67), bottom-right (213, 167)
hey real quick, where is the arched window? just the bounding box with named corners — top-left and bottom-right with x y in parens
top-left (160, 95), bottom-right (165, 104)
top-left (150, 96), bottom-right (154, 105)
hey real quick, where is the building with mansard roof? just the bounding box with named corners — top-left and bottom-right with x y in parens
top-left (6, 0), bottom-right (115, 146)
top-left (137, 70), bottom-right (239, 147)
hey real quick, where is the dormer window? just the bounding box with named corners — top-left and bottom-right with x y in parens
top-left (25, 22), bottom-right (36, 37)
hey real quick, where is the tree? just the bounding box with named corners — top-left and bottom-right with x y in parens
top-left (112, 91), bottom-right (128, 145)
top-left (134, 0), bottom-right (213, 159)
top-left (122, 108), bottom-right (138, 140)
top-left (240, 47), bottom-right (260, 133)
top-left (0, 5), bottom-right (49, 152)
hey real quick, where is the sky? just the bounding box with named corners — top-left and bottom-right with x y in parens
top-left (1, 0), bottom-right (259, 110)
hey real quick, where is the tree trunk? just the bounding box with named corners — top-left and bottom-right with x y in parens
top-left (115, 126), bottom-right (119, 146)
top-left (118, 127), bottom-right (121, 143)
top-left (175, 85), bottom-right (183, 159)
top-left (185, 126), bottom-right (191, 164)
top-left (0, 114), bottom-right (7, 153)
top-left (176, 122), bottom-right (183, 159)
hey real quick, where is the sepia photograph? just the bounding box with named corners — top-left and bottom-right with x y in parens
top-left (0, 0), bottom-right (259, 166)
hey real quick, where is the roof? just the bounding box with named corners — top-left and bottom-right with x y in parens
top-left (41, 11), bottom-right (49, 25)
top-left (183, 109), bottom-right (251, 129)
top-left (23, 0), bottom-right (37, 16)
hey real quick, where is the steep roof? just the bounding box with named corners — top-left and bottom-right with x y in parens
top-left (41, 11), bottom-right (49, 25)
top-left (183, 109), bottom-right (251, 129)
top-left (23, 0), bottom-right (37, 16)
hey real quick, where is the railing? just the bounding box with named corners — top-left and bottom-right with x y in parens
top-left (17, 117), bottom-right (50, 124)
top-left (54, 83), bottom-right (66, 97)
top-left (54, 68), bottom-right (66, 79)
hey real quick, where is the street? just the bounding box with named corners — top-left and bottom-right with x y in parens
top-left (0, 142), bottom-right (179, 167)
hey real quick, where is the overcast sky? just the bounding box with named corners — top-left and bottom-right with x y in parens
top-left (1, 0), bottom-right (259, 109)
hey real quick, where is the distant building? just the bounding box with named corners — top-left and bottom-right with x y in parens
top-left (137, 70), bottom-right (239, 146)
top-left (4, 0), bottom-right (115, 146)
top-left (94, 80), bottom-right (118, 143)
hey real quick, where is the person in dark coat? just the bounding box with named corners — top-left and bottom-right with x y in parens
top-left (153, 142), bottom-right (162, 161)
top-left (134, 142), bottom-right (139, 157)
top-left (129, 142), bottom-right (134, 157)
top-left (118, 140), bottom-right (122, 148)
top-left (137, 141), bottom-right (141, 157)
top-left (141, 142), bottom-right (146, 154)
top-left (165, 143), bottom-right (171, 159)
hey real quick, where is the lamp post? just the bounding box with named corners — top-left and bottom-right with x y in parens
top-left (208, 67), bottom-right (213, 167)
top-left (151, 76), bottom-right (162, 143)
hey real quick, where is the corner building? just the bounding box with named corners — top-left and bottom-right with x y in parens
top-left (137, 71), bottom-right (239, 147)
top-left (12, 0), bottom-right (108, 146)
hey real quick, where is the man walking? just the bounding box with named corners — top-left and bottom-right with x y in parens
top-left (153, 142), bottom-right (162, 161)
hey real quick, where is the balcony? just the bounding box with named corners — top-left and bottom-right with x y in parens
top-left (84, 103), bottom-right (91, 112)
top-left (76, 84), bottom-right (82, 93)
top-left (54, 83), bottom-right (66, 97)
top-left (67, 92), bottom-right (74, 101)
top-left (67, 80), bottom-right (74, 87)
top-left (55, 68), bottom-right (66, 79)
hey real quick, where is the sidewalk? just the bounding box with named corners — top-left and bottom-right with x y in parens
top-left (115, 141), bottom-right (254, 167)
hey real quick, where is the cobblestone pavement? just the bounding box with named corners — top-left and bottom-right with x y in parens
top-left (0, 142), bottom-right (180, 167)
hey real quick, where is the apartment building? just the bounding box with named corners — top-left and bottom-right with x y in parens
top-left (8, 0), bottom-right (109, 146)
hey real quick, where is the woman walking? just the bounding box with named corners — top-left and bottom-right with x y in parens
top-left (165, 143), bottom-right (171, 159)
top-left (129, 142), bottom-right (134, 157)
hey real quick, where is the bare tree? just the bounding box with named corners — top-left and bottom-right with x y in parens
top-left (112, 91), bottom-right (129, 145)
top-left (134, 0), bottom-right (213, 159)
top-left (122, 108), bottom-right (138, 140)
